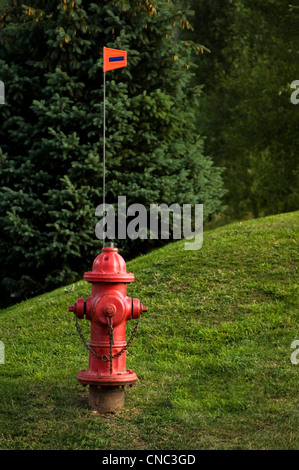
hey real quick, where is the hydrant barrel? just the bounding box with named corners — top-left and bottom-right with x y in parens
top-left (69, 246), bottom-right (147, 413)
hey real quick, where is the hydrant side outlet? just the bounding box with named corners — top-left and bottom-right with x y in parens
top-left (69, 246), bottom-right (147, 413)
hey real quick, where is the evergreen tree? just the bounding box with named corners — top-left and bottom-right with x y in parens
top-left (0, 0), bottom-right (225, 303)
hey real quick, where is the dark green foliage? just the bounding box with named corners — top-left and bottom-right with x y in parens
top-left (0, 0), bottom-right (225, 302)
top-left (183, 0), bottom-right (299, 218)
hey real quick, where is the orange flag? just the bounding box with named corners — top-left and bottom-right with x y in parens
top-left (103, 47), bottom-right (127, 72)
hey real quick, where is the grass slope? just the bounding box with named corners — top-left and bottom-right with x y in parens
top-left (0, 212), bottom-right (298, 450)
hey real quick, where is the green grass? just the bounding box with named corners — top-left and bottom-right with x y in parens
top-left (0, 211), bottom-right (298, 450)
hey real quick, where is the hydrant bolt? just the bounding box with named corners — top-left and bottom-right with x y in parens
top-left (104, 305), bottom-right (116, 317)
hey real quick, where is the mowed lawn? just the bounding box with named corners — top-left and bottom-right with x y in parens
top-left (0, 211), bottom-right (298, 450)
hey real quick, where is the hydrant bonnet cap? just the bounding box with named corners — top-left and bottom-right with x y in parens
top-left (84, 247), bottom-right (134, 283)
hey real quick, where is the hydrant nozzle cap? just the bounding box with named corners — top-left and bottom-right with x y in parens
top-left (84, 246), bottom-right (135, 283)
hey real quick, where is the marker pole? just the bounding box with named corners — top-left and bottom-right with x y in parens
top-left (103, 71), bottom-right (106, 247)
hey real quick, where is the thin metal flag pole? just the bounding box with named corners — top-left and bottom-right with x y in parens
top-left (103, 71), bottom-right (106, 247)
top-left (102, 47), bottom-right (127, 248)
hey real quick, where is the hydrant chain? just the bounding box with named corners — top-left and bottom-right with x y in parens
top-left (74, 314), bottom-right (140, 362)
top-left (107, 317), bottom-right (113, 375)
top-left (74, 315), bottom-right (109, 362)
top-left (107, 317), bottom-right (114, 345)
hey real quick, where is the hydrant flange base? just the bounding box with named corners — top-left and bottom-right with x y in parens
top-left (77, 369), bottom-right (138, 387)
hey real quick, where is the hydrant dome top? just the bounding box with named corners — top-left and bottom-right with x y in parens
top-left (84, 247), bottom-right (135, 283)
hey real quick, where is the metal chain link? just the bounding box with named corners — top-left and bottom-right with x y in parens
top-left (107, 317), bottom-right (113, 374)
top-left (74, 315), bottom-right (140, 365)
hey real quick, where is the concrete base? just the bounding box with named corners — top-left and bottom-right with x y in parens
top-left (89, 385), bottom-right (125, 413)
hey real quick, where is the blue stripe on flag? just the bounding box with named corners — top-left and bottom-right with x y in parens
top-left (109, 56), bottom-right (125, 62)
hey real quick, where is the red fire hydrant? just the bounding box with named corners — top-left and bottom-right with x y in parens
top-left (68, 245), bottom-right (147, 413)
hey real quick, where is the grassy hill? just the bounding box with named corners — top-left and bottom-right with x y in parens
top-left (0, 211), bottom-right (298, 450)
